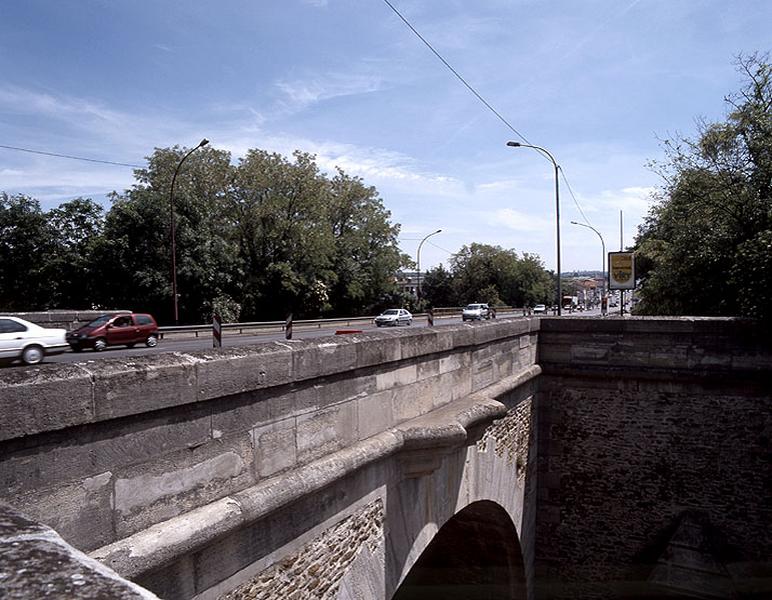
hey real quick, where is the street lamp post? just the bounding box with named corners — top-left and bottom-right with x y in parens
top-left (416, 229), bottom-right (442, 301)
top-left (170, 138), bottom-right (209, 325)
top-left (570, 221), bottom-right (606, 305)
top-left (506, 141), bottom-right (562, 315)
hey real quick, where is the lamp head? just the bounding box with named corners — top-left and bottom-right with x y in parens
top-left (434, 229), bottom-right (442, 234)
top-left (506, 141), bottom-right (521, 147)
top-left (198, 138), bottom-right (209, 148)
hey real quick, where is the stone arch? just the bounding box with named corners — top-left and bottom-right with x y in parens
top-left (390, 500), bottom-right (527, 600)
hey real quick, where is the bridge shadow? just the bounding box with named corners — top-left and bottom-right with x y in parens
top-left (390, 500), bottom-right (526, 600)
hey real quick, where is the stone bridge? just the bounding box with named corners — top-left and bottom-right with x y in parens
top-left (1, 317), bottom-right (770, 599)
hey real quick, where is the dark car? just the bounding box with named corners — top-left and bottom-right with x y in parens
top-left (66, 313), bottom-right (159, 352)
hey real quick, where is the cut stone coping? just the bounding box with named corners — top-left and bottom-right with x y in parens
top-left (90, 364), bottom-right (542, 579)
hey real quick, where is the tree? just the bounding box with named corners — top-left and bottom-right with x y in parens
top-left (231, 150), bottom-right (335, 320)
top-left (634, 54), bottom-right (772, 321)
top-left (326, 169), bottom-right (407, 316)
top-left (448, 243), bottom-right (553, 307)
top-left (421, 264), bottom-right (455, 307)
top-left (0, 193), bottom-right (57, 310)
top-left (47, 198), bottom-right (104, 308)
top-left (1, 146), bottom-right (407, 322)
top-left (90, 145), bottom-right (238, 323)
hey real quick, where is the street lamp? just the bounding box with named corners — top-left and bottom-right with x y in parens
top-left (570, 221), bottom-right (606, 305)
top-left (506, 141), bottom-right (562, 315)
top-left (416, 229), bottom-right (442, 301)
top-left (170, 138), bottom-right (209, 324)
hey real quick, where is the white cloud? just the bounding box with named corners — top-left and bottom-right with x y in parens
top-left (489, 208), bottom-right (554, 233)
top-left (275, 72), bottom-right (384, 112)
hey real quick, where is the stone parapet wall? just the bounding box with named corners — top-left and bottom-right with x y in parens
top-left (0, 318), bottom-right (538, 557)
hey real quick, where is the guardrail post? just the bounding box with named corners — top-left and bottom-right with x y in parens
top-left (285, 313), bottom-right (293, 340)
top-left (212, 313), bottom-right (222, 348)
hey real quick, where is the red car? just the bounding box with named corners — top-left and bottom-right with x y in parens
top-left (66, 313), bottom-right (159, 352)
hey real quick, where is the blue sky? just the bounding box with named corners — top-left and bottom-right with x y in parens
top-left (1, 0), bottom-right (769, 272)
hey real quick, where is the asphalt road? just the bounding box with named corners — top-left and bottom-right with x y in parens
top-left (4, 308), bottom-right (605, 367)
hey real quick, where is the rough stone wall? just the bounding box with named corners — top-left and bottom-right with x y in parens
top-left (477, 397), bottom-right (532, 482)
top-left (535, 317), bottom-right (772, 599)
top-left (220, 499), bottom-right (383, 600)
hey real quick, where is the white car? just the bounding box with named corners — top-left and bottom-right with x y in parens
top-left (462, 303), bottom-right (490, 321)
top-left (533, 304), bottom-right (547, 314)
top-left (374, 309), bottom-right (413, 327)
top-left (0, 317), bottom-right (68, 365)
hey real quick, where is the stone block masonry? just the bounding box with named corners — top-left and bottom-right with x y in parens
top-left (535, 316), bottom-right (772, 599)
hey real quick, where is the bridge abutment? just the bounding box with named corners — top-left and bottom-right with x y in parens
top-left (1, 317), bottom-right (769, 599)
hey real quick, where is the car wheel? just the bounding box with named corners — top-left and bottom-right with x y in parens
top-left (126, 343), bottom-right (136, 349)
top-left (93, 338), bottom-right (107, 352)
top-left (145, 335), bottom-right (158, 348)
top-left (69, 344), bottom-right (82, 353)
top-left (376, 323), bottom-right (382, 327)
top-left (407, 319), bottom-right (412, 325)
top-left (22, 345), bottom-right (44, 365)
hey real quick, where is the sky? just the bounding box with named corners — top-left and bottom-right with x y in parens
top-left (1, 0), bottom-right (770, 273)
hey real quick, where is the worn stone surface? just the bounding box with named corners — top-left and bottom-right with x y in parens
top-left (0, 502), bottom-right (159, 599)
top-left (0, 363), bottom-right (93, 441)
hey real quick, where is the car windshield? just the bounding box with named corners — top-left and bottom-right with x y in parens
top-left (465, 305), bottom-right (481, 310)
top-left (382, 309), bottom-right (399, 315)
top-left (85, 315), bottom-right (113, 327)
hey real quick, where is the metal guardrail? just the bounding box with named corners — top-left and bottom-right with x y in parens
top-left (158, 307), bottom-right (519, 338)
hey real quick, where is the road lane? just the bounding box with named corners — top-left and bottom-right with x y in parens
top-left (2, 308), bottom-right (609, 367)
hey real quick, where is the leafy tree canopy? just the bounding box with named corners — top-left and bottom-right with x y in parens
top-left (634, 53), bottom-right (772, 321)
top-left (1, 146), bottom-right (408, 323)
top-left (421, 243), bottom-right (553, 308)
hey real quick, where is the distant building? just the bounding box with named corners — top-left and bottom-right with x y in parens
top-left (395, 271), bottom-right (423, 297)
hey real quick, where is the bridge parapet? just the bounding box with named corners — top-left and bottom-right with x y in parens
top-left (0, 317), bottom-right (539, 598)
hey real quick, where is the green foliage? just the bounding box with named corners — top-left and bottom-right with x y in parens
top-left (634, 54), bottom-right (772, 321)
top-left (46, 198), bottom-right (104, 308)
top-left (421, 264), bottom-right (455, 307)
top-left (0, 193), bottom-right (57, 310)
top-left (421, 243), bottom-right (553, 308)
top-left (1, 145), bottom-right (406, 323)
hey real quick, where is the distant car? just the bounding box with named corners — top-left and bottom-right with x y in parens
top-left (0, 316), bottom-right (68, 365)
top-left (462, 303), bottom-right (490, 321)
top-left (66, 312), bottom-right (159, 352)
top-left (374, 308), bottom-right (413, 327)
top-left (533, 304), bottom-right (547, 314)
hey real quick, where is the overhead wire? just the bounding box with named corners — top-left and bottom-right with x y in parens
top-left (379, 0), bottom-right (595, 226)
top-left (559, 167), bottom-right (592, 225)
top-left (0, 143), bottom-right (144, 168)
top-left (380, 0), bottom-right (531, 146)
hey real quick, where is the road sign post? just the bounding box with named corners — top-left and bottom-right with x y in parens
top-left (427, 308), bottom-right (434, 327)
top-left (608, 252), bottom-right (636, 316)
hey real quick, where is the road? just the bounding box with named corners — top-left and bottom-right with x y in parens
top-left (3, 308), bottom-right (605, 367)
